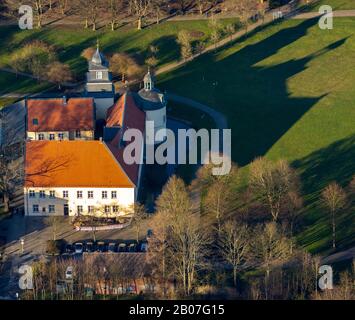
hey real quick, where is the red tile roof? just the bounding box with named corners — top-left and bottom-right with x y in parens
top-left (25, 140), bottom-right (134, 188)
top-left (27, 98), bottom-right (95, 132)
top-left (106, 96), bottom-right (124, 127)
top-left (106, 94), bottom-right (145, 185)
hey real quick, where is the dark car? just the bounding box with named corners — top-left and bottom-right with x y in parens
top-left (85, 242), bottom-right (95, 253)
top-left (97, 241), bottom-right (106, 253)
top-left (118, 243), bottom-right (126, 252)
top-left (108, 242), bottom-right (116, 253)
top-left (140, 242), bottom-right (148, 252)
top-left (146, 229), bottom-right (153, 239)
top-left (128, 243), bottom-right (137, 253)
top-left (74, 242), bottom-right (84, 254)
top-left (64, 244), bottom-right (74, 255)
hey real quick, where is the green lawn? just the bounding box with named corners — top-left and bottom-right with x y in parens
top-left (158, 18), bottom-right (355, 253)
top-left (0, 19), bottom-right (238, 80)
top-left (0, 71), bottom-right (49, 96)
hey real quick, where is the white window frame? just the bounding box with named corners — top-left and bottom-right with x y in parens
top-left (49, 205), bottom-right (55, 213)
top-left (33, 204), bottom-right (39, 213)
top-left (102, 191), bottom-right (108, 199)
top-left (77, 191), bottom-right (83, 199)
top-left (63, 190), bottom-right (68, 198)
top-left (96, 71), bottom-right (103, 80)
top-left (29, 190), bottom-right (35, 198)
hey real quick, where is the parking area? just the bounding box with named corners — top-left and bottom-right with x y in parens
top-left (0, 214), bottom-right (152, 258)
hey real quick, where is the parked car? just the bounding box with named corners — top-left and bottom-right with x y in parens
top-left (146, 229), bottom-right (153, 240)
top-left (140, 242), bottom-right (148, 252)
top-left (64, 244), bottom-right (74, 255)
top-left (85, 242), bottom-right (95, 253)
top-left (118, 243), bottom-right (126, 252)
top-left (108, 242), bottom-right (116, 253)
top-left (65, 266), bottom-right (73, 280)
top-left (74, 242), bottom-right (83, 254)
top-left (97, 241), bottom-right (106, 253)
top-left (128, 243), bottom-right (137, 253)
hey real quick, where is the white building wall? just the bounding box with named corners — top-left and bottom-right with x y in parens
top-left (146, 108), bottom-right (166, 145)
top-left (27, 130), bottom-right (94, 141)
top-left (24, 187), bottom-right (135, 216)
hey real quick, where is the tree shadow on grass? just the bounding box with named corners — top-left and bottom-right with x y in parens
top-left (158, 18), bottom-right (348, 166)
top-left (293, 135), bottom-right (355, 253)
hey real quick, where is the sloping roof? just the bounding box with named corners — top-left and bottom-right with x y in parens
top-left (27, 98), bottom-right (95, 132)
top-left (25, 140), bottom-right (135, 188)
top-left (106, 93), bottom-right (145, 185)
top-left (106, 95), bottom-right (125, 127)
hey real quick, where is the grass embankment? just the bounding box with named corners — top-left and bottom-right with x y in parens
top-left (158, 17), bottom-right (355, 253)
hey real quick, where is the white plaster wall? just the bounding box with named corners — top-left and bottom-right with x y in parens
top-left (24, 187), bottom-right (135, 216)
top-left (27, 131), bottom-right (94, 141)
top-left (146, 108), bottom-right (166, 145)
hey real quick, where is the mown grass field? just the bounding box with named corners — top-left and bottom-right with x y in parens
top-left (0, 19), bottom-right (238, 81)
top-left (0, 71), bottom-right (49, 97)
top-left (158, 17), bottom-right (355, 253)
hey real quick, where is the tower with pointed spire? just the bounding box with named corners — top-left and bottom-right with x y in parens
top-left (85, 40), bottom-right (114, 120)
top-left (137, 69), bottom-right (167, 145)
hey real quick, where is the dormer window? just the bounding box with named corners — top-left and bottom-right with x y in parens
top-left (32, 118), bottom-right (38, 125)
top-left (96, 71), bottom-right (103, 80)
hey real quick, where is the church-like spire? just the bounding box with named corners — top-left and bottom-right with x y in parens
top-left (144, 67), bottom-right (155, 91)
top-left (91, 39), bottom-right (104, 65)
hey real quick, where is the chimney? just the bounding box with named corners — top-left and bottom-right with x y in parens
top-left (62, 96), bottom-right (67, 105)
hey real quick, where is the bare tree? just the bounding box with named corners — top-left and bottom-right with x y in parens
top-left (106, 0), bottom-right (123, 30)
top-left (129, 202), bottom-right (148, 243)
top-left (321, 182), bottom-right (347, 249)
top-left (249, 157), bottom-right (300, 222)
top-left (45, 215), bottom-right (61, 241)
top-left (88, 0), bottom-right (100, 31)
top-left (58, 0), bottom-right (69, 15)
top-left (46, 61), bottom-right (73, 89)
top-left (109, 53), bottom-right (143, 82)
top-left (204, 176), bottom-right (234, 233)
top-left (250, 222), bottom-right (292, 299)
top-left (147, 209), bottom-right (171, 297)
top-left (219, 220), bottom-right (250, 288)
top-left (151, 0), bottom-right (165, 24)
top-left (129, 0), bottom-right (152, 30)
top-left (0, 149), bottom-right (22, 213)
top-left (155, 175), bottom-right (211, 296)
top-left (223, 0), bottom-right (258, 32)
top-left (177, 30), bottom-right (192, 61)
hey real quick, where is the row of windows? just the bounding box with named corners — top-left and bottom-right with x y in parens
top-left (29, 190), bottom-right (118, 199)
top-left (33, 205), bottom-right (55, 213)
top-left (37, 130), bottom-right (81, 141)
top-left (32, 205), bottom-right (120, 214)
top-left (78, 205), bottom-right (120, 214)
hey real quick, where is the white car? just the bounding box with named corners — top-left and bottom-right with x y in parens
top-left (74, 242), bottom-right (83, 254)
top-left (65, 266), bottom-right (73, 280)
